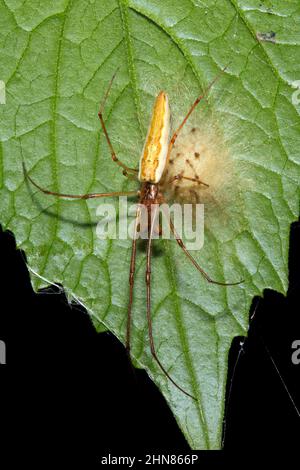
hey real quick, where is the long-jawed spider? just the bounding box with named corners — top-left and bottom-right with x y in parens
top-left (23, 71), bottom-right (242, 400)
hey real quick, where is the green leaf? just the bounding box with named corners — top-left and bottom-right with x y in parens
top-left (0, 0), bottom-right (299, 449)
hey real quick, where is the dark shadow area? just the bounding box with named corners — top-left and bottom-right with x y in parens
top-left (0, 220), bottom-right (299, 464)
top-left (223, 220), bottom-right (300, 451)
top-left (0, 227), bottom-right (189, 465)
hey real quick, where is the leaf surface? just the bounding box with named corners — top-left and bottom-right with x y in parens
top-left (0, 0), bottom-right (299, 449)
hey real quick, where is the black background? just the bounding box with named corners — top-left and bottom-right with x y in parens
top-left (0, 220), bottom-right (299, 465)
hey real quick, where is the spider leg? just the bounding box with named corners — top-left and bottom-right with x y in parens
top-left (169, 174), bottom-right (209, 188)
top-left (98, 71), bottom-right (138, 177)
top-left (166, 69), bottom-right (227, 162)
top-left (145, 204), bottom-right (196, 400)
top-left (126, 206), bottom-right (141, 355)
top-left (161, 204), bottom-right (243, 286)
top-left (23, 162), bottom-right (138, 199)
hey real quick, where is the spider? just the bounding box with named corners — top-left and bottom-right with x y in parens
top-left (23, 71), bottom-right (241, 399)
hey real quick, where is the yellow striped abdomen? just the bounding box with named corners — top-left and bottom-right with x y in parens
top-left (138, 91), bottom-right (170, 184)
